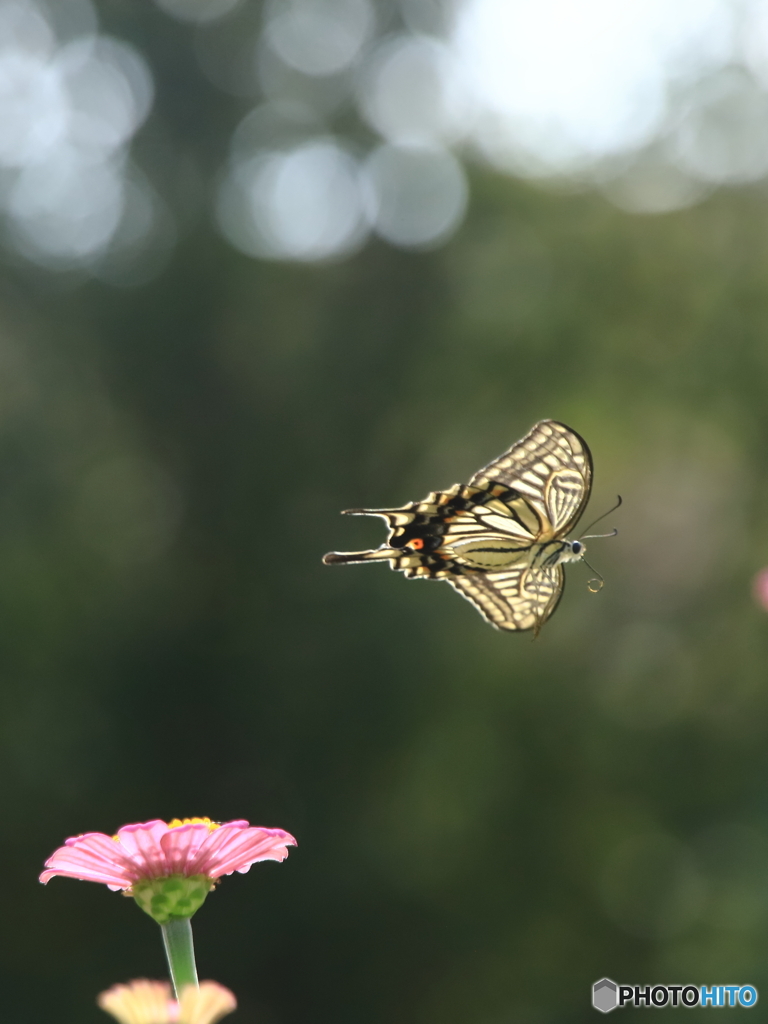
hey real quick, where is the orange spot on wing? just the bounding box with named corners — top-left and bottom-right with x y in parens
top-left (407, 538), bottom-right (425, 550)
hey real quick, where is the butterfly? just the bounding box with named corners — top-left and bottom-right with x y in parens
top-left (323, 420), bottom-right (613, 635)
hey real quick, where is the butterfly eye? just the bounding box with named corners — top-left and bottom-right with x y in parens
top-left (571, 541), bottom-right (583, 554)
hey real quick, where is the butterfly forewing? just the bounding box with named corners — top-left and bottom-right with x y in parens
top-left (470, 419), bottom-right (592, 539)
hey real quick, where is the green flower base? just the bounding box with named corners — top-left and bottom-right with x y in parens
top-left (132, 874), bottom-right (213, 924)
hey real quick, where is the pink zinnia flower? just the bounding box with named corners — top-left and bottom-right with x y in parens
top-left (98, 979), bottom-right (236, 1024)
top-left (41, 817), bottom-right (296, 923)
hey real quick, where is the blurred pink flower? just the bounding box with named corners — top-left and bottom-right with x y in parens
top-left (175, 981), bottom-right (236, 1024)
top-left (40, 817), bottom-right (296, 890)
top-left (98, 979), bottom-right (236, 1024)
top-left (754, 568), bottom-right (768, 612)
top-left (98, 980), bottom-right (173, 1024)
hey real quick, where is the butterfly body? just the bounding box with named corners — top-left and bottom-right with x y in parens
top-left (324, 420), bottom-right (594, 633)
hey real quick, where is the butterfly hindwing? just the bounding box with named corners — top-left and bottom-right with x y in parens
top-left (448, 564), bottom-right (565, 633)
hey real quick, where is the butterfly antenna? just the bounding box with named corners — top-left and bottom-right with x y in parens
top-left (579, 495), bottom-right (622, 539)
top-left (581, 556), bottom-right (604, 593)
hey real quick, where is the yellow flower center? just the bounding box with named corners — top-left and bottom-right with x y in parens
top-left (111, 818), bottom-right (221, 841)
top-left (166, 817), bottom-right (221, 831)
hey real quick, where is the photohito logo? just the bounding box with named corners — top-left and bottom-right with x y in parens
top-left (592, 979), bottom-right (758, 1012)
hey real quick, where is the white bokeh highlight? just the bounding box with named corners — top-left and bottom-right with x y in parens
top-left (8, 149), bottom-right (125, 261)
top-left (671, 69), bottom-right (768, 185)
top-left (0, 0), bottom-right (160, 271)
top-left (0, 51), bottom-right (68, 166)
top-left (362, 144), bottom-right (468, 248)
top-left (217, 138), bottom-right (369, 261)
top-left (264, 0), bottom-right (375, 77)
top-left (452, 0), bottom-right (733, 176)
top-left (357, 35), bottom-right (469, 146)
top-left (55, 37), bottom-right (154, 156)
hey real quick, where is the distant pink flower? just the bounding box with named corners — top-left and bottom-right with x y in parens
top-left (98, 979), bottom-right (236, 1024)
top-left (98, 980), bottom-right (174, 1024)
top-left (754, 568), bottom-right (768, 612)
top-left (40, 818), bottom-right (296, 921)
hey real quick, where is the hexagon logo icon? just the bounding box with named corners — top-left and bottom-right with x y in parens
top-left (593, 978), bottom-right (618, 1013)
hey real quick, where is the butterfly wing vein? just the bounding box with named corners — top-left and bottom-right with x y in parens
top-left (449, 564), bottom-right (565, 632)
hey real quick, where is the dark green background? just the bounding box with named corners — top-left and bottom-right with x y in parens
top-left (4, 3), bottom-right (768, 1021)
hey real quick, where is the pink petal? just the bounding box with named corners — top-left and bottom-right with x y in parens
top-left (40, 832), bottom-right (138, 888)
top-left (187, 825), bottom-right (296, 878)
top-left (159, 823), bottom-right (219, 875)
top-left (98, 980), bottom-right (175, 1024)
top-left (115, 820), bottom-right (174, 877)
top-left (178, 981), bottom-right (237, 1024)
top-left (181, 824), bottom-right (249, 876)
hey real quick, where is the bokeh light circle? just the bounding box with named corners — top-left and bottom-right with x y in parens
top-left (0, 0), bottom-right (159, 270)
top-left (357, 34), bottom-right (468, 146)
top-left (8, 148), bottom-right (125, 263)
top-left (0, 51), bottom-right (68, 166)
top-left (54, 36), bottom-right (154, 156)
top-left (452, 0), bottom-right (733, 176)
top-left (671, 69), bottom-right (768, 185)
top-left (217, 138), bottom-right (369, 261)
top-left (361, 143), bottom-right (468, 248)
top-left (263, 0), bottom-right (375, 77)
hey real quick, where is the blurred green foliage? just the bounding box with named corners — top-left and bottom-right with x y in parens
top-left (3, 5), bottom-right (768, 1024)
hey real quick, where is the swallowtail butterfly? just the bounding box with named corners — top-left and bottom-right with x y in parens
top-left (324, 420), bottom-right (608, 634)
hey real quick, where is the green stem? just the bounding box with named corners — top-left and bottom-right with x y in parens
top-left (161, 917), bottom-right (199, 998)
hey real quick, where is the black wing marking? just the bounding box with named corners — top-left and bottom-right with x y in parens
top-left (323, 481), bottom-right (542, 575)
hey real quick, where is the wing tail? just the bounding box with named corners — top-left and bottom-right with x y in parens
top-left (341, 507), bottom-right (416, 527)
top-left (322, 547), bottom-right (397, 566)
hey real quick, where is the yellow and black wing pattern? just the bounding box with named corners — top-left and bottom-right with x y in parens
top-left (323, 420), bottom-right (593, 633)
